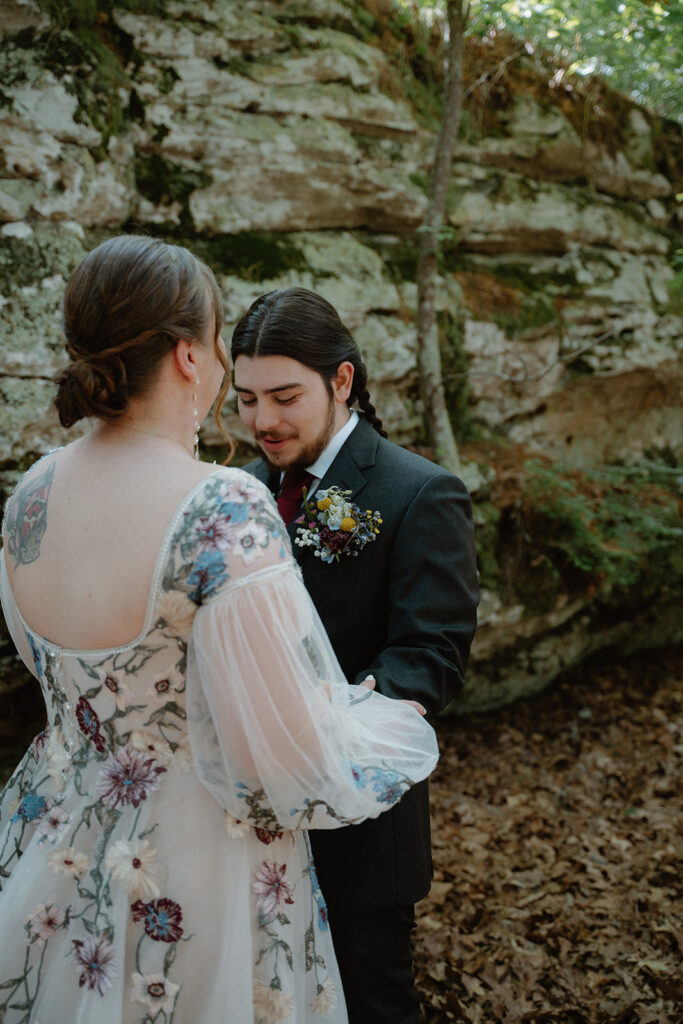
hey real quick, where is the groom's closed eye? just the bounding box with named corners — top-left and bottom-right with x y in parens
top-left (237, 393), bottom-right (301, 406)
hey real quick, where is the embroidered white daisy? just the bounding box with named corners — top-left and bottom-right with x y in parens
top-left (102, 673), bottom-right (136, 711)
top-left (128, 731), bottom-right (192, 773)
top-left (145, 667), bottom-right (183, 705)
top-left (310, 978), bottom-right (337, 1015)
top-left (232, 521), bottom-right (269, 564)
top-left (25, 900), bottom-right (66, 944)
top-left (224, 811), bottom-right (250, 839)
top-left (130, 971), bottom-right (180, 1014)
top-left (36, 803), bottom-right (70, 843)
top-left (253, 977), bottom-right (295, 1024)
top-left (157, 589), bottom-right (198, 640)
top-left (169, 735), bottom-right (193, 773)
top-left (129, 731), bottom-right (176, 767)
top-left (46, 728), bottom-right (71, 792)
top-left (48, 846), bottom-right (89, 878)
top-left (105, 838), bottom-right (166, 899)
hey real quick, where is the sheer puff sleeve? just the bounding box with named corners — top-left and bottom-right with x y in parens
top-left (183, 470), bottom-right (439, 831)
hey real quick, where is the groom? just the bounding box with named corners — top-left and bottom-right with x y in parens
top-left (231, 288), bottom-right (478, 1024)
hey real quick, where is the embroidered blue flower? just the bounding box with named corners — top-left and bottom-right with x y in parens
top-left (216, 499), bottom-right (250, 524)
top-left (370, 769), bottom-right (406, 805)
top-left (76, 696), bottom-right (106, 753)
top-left (28, 633), bottom-right (43, 676)
top-left (187, 549), bottom-right (229, 603)
top-left (348, 762), bottom-right (367, 790)
top-left (13, 790), bottom-right (49, 822)
top-left (308, 862), bottom-right (329, 931)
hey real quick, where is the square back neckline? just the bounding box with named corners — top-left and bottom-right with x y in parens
top-left (2, 467), bottom-right (228, 659)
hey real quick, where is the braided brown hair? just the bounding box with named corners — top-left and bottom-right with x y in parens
top-left (230, 287), bottom-right (387, 438)
top-left (56, 235), bottom-right (231, 452)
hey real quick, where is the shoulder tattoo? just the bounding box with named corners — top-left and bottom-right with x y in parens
top-left (6, 461), bottom-right (56, 567)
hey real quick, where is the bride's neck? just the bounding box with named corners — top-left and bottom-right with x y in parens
top-left (91, 415), bottom-right (195, 459)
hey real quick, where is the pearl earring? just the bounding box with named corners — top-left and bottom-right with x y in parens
top-left (193, 376), bottom-right (200, 460)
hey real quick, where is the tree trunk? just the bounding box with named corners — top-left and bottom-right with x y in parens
top-left (416, 0), bottom-right (467, 474)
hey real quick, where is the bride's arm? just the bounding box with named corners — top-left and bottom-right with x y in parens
top-left (182, 472), bottom-right (439, 831)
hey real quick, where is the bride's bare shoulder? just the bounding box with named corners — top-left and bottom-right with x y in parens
top-left (2, 450), bottom-right (61, 549)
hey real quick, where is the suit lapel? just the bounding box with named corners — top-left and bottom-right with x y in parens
top-left (250, 458), bottom-right (278, 496)
top-left (318, 416), bottom-right (380, 496)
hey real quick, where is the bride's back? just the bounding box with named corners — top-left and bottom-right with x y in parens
top-left (2, 233), bottom-right (229, 653)
top-left (4, 441), bottom-right (213, 651)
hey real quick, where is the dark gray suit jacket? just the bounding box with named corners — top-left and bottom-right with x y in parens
top-left (245, 415), bottom-right (478, 915)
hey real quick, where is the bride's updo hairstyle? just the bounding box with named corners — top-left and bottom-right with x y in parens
top-left (56, 234), bottom-right (228, 429)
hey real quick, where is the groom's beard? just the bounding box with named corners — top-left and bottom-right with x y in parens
top-left (260, 395), bottom-right (336, 476)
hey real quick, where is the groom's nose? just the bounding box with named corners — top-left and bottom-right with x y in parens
top-left (254, 401), bottom-right (280, 433)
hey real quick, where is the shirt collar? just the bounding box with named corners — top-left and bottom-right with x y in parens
top-left (307, 410), bottom-right (358, 482)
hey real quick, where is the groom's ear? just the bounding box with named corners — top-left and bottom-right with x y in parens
top-left (331, 361), bottom-right (354, 403)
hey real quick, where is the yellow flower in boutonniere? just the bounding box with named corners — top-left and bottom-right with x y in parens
top-left (295, 487), bottom-right (382, 563)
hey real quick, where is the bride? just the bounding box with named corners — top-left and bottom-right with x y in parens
top-left (0, 235), bottom-right (438, 1023)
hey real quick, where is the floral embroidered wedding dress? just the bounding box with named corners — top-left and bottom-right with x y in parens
top-left (0, 468), bottom-right (438, 1024)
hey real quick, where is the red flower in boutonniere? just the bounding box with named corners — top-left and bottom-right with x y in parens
top-left (294, 486), bottom-right (382, 563)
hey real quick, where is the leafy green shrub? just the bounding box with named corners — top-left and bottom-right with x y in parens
top-left (521, 459), bottom-right (683, 594)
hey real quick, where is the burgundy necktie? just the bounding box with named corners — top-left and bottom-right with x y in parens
top-left (277, 470), bottom-right (314, 526)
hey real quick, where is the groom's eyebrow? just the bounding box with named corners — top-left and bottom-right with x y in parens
top-left (234, 383), bottom-right (303, 394)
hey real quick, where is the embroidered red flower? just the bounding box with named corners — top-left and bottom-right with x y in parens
top-left (252, 861), bottom-right (294, 917)
top-left (76, 696), bottom-right (106, 752)
top-left (104, 675), bottom-right (120, 695)
top-left (96, 747), bottom-right (166, 809)
top-left (32, 725), bottom-right (50, 759)
top-left (131, 897), bottom-right (184, 943)
top-left (255, 827), bottom-right (283, 845)
top-left (72, 935), bottom-right (117, 995)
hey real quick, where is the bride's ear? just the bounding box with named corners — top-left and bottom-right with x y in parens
top-left (173, 339), bottom-right (198, 385)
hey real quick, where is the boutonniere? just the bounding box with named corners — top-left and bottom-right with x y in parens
top-left (294, 486), bottom-right (382, 563)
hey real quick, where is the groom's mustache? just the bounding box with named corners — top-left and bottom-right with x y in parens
top-left (255, 431), bottom-right (297, 441)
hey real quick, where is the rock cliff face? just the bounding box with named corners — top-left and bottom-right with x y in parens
top-left (1, 0), bottom-right (681, 712)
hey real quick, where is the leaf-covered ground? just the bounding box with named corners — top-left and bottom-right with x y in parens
top-left (414, 648), bottom-right (683, 1024)
top-left (2, 650), bottom-right (681, 1021)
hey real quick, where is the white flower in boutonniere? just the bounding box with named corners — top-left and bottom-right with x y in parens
top-left (294, 486), bottom-right (382, 563)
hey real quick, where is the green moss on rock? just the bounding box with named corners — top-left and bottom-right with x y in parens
top-left (366, 236), bottom-right (418, 283)
top-left (0, 228), bottom-right (86, 290)
top-left (11, 1), bottom-right (164, 155)
top-left (134, 154), bottom-right (212, 215)
top-left (161, 232), bottom-right (309, 282)
top-left (494, 293), bottom-right (560, 338)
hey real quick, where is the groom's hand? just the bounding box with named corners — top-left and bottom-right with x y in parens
top-left (360, 674), bottom-right (426, 716)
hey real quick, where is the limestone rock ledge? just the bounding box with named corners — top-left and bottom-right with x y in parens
top-left (0, 0), bottom-right (681, 711)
